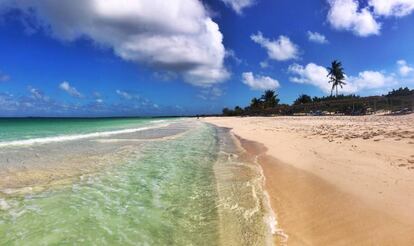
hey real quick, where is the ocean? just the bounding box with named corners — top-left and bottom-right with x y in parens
top-left (0, 118), bottom-right (275, 245)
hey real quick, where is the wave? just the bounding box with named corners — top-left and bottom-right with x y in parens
top-left (0, 123), bottom-right (170, 148)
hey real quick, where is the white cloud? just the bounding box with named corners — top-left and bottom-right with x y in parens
top-left (348, 71), bottom-right (397, 91)
top-left (225, 49), bottom-right (242, 65)
top-left (116, 90), bottom-right (138, 100)
top-left (59, 81), bottom-right (82, 97)
top-left (327, 0), bottom-right (381, 37)
top-left (288, 63), bottom-right (398, 94)
top-left (307, 31), bottom-right (328, 44)
top-left (242, 72), bottom-right (280, 90)
top-left (288, 63), bottom-right (333, 93)
top-left (369, 0), bottom-right (414, 17)
top-left (260, 61), bottom-right (269, 68)
top-left (251, 32), bottom-right (299, 61)
top-left (397, 60), bottom-right (414, 76)
top-left (221, 0), bottom-right (256, 14)
top-left (327, 0), bottom-right (414, 37)
top-left (1, 0), bottom-right (229, 86)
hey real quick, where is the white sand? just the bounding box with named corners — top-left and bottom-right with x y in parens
top-left (204, 115), bottom-right (414, 245)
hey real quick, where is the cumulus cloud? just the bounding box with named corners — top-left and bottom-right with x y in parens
top-left (221, 0), bottom-right (256, 14)
top-left (288, 63), bottom-right (398, 94)
top-left (251, 32), bottom-right (299, 61)
top-left (59, 81), bottom-right (82, 97)
top-left (369, 0), bottom-right (414, 17)
top-left (327, 0), bottom-right (381, 37)
top-left (397, 60), bottom-right (414, 76)
top-left (307, 31), bottom-right (328, 44)
top-left (0, 0), bottom-right (229, 86)
top-left (242, 72), bottom-right (280, 90)
top-left (327, 0), bottom-right (414, 37)
top-left (288, 63), bottom-right (333, 93)
top-left (348, 70), bottom-right (397, 91)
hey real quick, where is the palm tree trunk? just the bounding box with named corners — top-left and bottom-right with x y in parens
top-left (336, 86), bottom-right (338, 97)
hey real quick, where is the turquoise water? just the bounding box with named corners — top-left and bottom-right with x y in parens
top-left (0, 118), bottom-right (159, 142)
top-left (0, 123), bottom-right (220, 245)
top-left (0, 120), bottom-right (274, 245)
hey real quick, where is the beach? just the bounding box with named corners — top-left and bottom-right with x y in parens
top-left (203, 115), bottom-right (414, 245)
top-left (1, 116), bottom-right (413, 245)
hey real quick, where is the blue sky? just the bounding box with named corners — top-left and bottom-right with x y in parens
top-left (0, 0), bottom-right (413, 116)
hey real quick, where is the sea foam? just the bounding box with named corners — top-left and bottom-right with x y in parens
top-left (0, 123), bottom-right (170, 148)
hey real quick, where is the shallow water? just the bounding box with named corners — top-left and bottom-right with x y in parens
top-left (0, 120), bottom-right (274, 245)
top-left (0, 118), bottom-right (158, 142)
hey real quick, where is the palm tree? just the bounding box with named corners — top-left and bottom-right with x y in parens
top-left (234, 106), bottom-right (244, 115)
top-left (250, 97), bottom-right (262, 109)
top-left (261, 90), bottom-right (279, 108)
top-left (294, 94), bottom-right (312, 105)
top-left (327, 60), bottom-right (346, 97)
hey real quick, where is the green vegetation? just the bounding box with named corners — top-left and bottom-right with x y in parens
top-left (222, 61), bottom-right (414, 117)
top-left (327, 60), bottom-right (346, 97)
top-left (293, 94), bottom-right (312, 105)
top-left (223, 90), bottom-right (283, 116)
top-left (386, 87), bottom-right (414, 97)
top-left (222, 87), bottom-right (413, 116)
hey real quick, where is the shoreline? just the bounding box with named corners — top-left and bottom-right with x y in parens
top-left (204, 115), bottom-right (414, 245)
top-left (235, 136), bottom-right (288, 245)
top-left (212, 126), bottom-right (278, 245)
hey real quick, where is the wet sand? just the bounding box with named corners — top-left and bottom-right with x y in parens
top-left (213, 127), bottom-right (277, 246)
top-left (204, 115), bottom-right (414, 245)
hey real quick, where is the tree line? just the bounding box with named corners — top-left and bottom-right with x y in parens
top-left (222, 61), bottom-right (414, 116)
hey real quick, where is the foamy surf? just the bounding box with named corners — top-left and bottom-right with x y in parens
top-left (211, 125), bottom-right (286, 246)
top-left (0, 123), bottom-right (170, 148)
top-left (255, 152), bottom-right (289, 245)
top-left (0, 198), bottom-right (11, 210)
